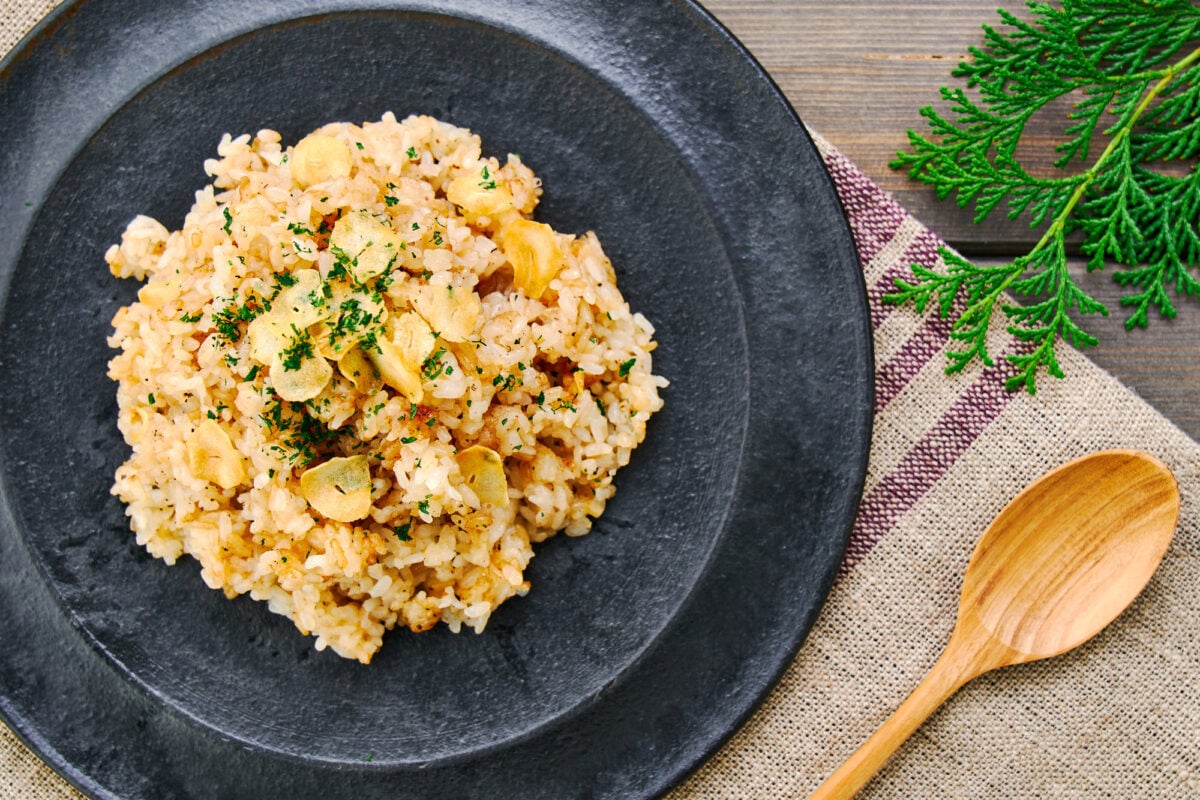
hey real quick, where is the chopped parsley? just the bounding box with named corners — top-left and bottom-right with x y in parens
top-left (222, 207), bottom-right (233, 235)
top-left (244, 364), bottom-right (261, 382)
top-left (273, 272), bottom-right (298, 289)
top-left (421, 348), bottom-right (448, 380)
top-left (259, 394), bottom-right (343, 466)
top-left (400, 436), bottom-right (418, 444)
top-left (394, 521), bottom-right (412, 541)
top-left (618, 358), bottom-right (636, 377)
top-left (147, 393), bottom-right (155, 405)
top-left (279, 326), bottom-right (315, 371)
top-left (491, 373), bottom-right (519, 392)
top-left (211, 296), bottom-right (267, 344)
top-left (329, 296), bottom-right (383, 350)
top-left (478, 165), bottom-right (497, 190)
top-left (406, 146), bottom-right (418, 159)
top-left (180, 310), bottom-right (203, 323)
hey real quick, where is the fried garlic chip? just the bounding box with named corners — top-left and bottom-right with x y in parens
top-left (300, 455), bottom-right (372, 522)
top-left (270, 349), bottom-right (333, 402)
top-left (323, 279), bottom-right (387, 356)
top-left (456, 445), bottom-right (509, 508)
top-left (368, 337), bottom-right (423, 402)
top-left (246, 269), bottom-right (325, 365)
top-left (336, 347), bottom-right (381, 394)
top-left (290, 133), bottom-right (352, 188)
top-left (446, 168), bottom-right (514, 219)
top-left (367, 312), bottom-right (435, 402)
top-left (272, 269), bottom-right (324, 325)
top-left (137, 280), bottom-right (180, 308)
top-left (410, 281), bottom-right (481, 343)
top-left (329, 210), bottom-right (404, 281)
top-left (185, 419), bottom-right (246, 490)
top-left (500, 219), bottom-right (563, 299)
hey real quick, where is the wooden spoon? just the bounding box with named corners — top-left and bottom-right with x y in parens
top-left (811, 449), bottom-right (1180, 800)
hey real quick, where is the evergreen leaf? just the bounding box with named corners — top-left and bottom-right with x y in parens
top-left (888, 0), bottom-right (1200, 391)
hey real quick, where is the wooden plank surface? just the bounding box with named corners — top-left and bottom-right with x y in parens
top-left (703, 0), bottom-right (1200, 441)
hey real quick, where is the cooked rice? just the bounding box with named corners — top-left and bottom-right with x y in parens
top-left (105, 113), bottom-right (665, 663)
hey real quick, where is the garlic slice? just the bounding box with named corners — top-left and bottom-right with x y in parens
top-left (300, 455), bottom-right (372, 522)
top-left (329, 210), bottom-right (404, 281)
top-left (270, 349), bottom-right (332, 402)
top-left (290, 133), bottom-right (353, 188)
top-left (246, 270), bottom-right (326, 365)
top-left (185, 419), bottom-right (246, 490)
top-left (500, 219), bottom-right (563, 299)
top-left (368, 336), bottom-right (423, 402)
top-left (365, 311), bottom-right (436, 402)
top-left (446, 168), bottom-right (514, 218)
top-left (137, 280), bottom-right (181, 308)
top-left (272, 269), bottom-right (325, 326)
top-left (456, 445), bottom-right (509, 508)
top-left (410, 281), bottom-right (481, 343)
top-left (336, 347), bottom-right (381, 393)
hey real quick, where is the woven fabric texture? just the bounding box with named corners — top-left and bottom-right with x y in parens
top-left (3, 3), bottom-right (1198, 798)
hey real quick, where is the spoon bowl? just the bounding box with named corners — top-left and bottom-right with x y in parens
top-left (962, 449), bottom-right (1178, 659)
top-left (812, 450), bottom-right (1180, 800)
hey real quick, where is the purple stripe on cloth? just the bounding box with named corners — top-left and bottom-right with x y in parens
top-left (821, 148), bottom-right (908, 265)
top-left (817, 139), bottom-right (1028, 577)
top-left (866, 227), bottom-right (944, 330)
top-left (872, 315), bottom-right (956, 411)
top-left (839, 351), bottom-right (1023, 576)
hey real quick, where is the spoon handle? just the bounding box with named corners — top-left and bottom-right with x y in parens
top-left (809, 625), bottom-right (1005, 800)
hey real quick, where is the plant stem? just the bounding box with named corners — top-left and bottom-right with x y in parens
top-left (952, 44), bottom-right (1200, 332)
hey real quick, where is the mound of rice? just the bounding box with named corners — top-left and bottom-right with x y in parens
top-left (105, 113), bottom-right (665, 663)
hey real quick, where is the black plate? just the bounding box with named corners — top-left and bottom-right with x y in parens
top-left (0, 2), bottom-right (871, 797)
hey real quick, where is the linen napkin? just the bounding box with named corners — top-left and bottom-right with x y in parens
top-left (3, 3), bottom-right (1199, 798)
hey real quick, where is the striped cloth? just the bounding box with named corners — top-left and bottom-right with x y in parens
top-left (3, 4), bottom-right (1199, 798)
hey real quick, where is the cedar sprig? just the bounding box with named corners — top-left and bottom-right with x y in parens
top-left (885, 0), bottom-right (1200, 392)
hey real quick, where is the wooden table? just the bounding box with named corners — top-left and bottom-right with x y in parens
top-left (705, 0), bottom-right (1200, 441)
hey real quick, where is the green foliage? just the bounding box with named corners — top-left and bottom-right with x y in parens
top-left (886, 0), bottom-right (1200, 392)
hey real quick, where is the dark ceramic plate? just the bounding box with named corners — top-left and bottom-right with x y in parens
top-left (0, 1), bottom-right (871, 798)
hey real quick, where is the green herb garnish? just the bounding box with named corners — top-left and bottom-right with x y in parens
top-left (888, 0), bottom-right (1200, 392)
top-left (279, 325), bottom-right (315, 371)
